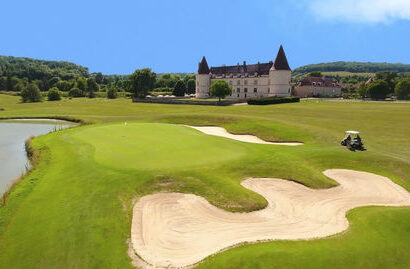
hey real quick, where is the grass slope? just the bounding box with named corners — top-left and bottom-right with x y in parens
top-left (0, 94), bottom-right (409, 268)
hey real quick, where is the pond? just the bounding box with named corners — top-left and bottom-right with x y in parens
top-left (0, 119), bottom-right (75, 195)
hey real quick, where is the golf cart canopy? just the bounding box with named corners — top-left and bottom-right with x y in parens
top-left (346, 131), bottom-right (360, 135)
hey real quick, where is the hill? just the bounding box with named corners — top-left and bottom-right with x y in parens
top-left (293, 62), bottom-right (410, 75)
top-left (0, 55), bottom-right (89, 81)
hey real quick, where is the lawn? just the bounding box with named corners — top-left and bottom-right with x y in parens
top-left (0, 94), bottom-right (409, 268)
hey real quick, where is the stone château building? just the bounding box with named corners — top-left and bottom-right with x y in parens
top-left (196, 46), bottom-right (292, 99)
top-left (293, 77), bottom-right (342, 97)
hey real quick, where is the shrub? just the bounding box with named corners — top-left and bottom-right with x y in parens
top-left (394, 79), bottom-right (410, 100)
top-left (107, 88), bottom-right (118, 99)
top-left (248, 96), bottom-right (300, 105)
top-left (21, 82), bottom-right (42, 103)
top-left (367, 80), bottom-right (390, 100)
top-left (153, 87), bottom-right (173, 92)
top-left (47, 87), bottom-right (61, 101)
top-left (68, 87), bottom-right (84, 97)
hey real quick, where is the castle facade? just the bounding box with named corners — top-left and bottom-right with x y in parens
top-left (196, 46), bottom-right (291, 99)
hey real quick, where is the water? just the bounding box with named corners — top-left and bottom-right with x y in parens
top-left (0, 119), bottom-right (74, 195)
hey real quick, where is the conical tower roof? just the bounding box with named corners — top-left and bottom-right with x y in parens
top-left (198, 56), bottom-right (210, 74)
top-left (272, 45), bottom-right (291, 70)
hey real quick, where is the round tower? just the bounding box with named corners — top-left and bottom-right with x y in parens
top-left (269, 45), bottom-right (292, 97)
top-left (196, 56), bottom-right (211, 99)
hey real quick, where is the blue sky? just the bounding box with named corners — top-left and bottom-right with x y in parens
top-left (1, 0), bottom-right (409, 74)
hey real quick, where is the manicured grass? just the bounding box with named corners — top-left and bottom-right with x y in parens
top-left (198, 207), bottom-right (410, 269)
top-left (0, 94), bottom-right (409, 268)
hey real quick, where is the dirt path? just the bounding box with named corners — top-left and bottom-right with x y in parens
top-left (186, 126), bottom-right (303, 146)
top-left (130, 169), bottom-right (410, 268)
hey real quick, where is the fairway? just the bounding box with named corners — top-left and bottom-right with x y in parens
top-left (0, 94), bottom-right (409, 269)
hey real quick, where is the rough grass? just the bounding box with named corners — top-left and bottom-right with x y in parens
top-left (0, 94), bottom-right (409, 268)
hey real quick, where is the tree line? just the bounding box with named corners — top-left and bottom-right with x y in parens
top-left (344, 72), bottom-right (410, 100)
top-left (0, 54), bottom-right (198, 102)
top-left (293, 61), bottom-right (410, 75)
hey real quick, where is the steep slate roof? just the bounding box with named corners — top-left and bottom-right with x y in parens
top-left (272, 45), bottom-right (291, 71)
top-left (299, 77), bottom-right (340, 87)
top-left (203, 46), bottom-right (291, 76)
top-left (210, 62), bottom-right (273, 76)
top-left (198, 56), bottom-right (210, 74)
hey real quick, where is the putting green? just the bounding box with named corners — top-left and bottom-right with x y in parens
top-left (72, 123), bottom-right (249, 170)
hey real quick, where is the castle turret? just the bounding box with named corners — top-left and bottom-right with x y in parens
top-left (269, 45), bottom-right (292, 97)
top-left (196, 56), bottom-right (211, 99)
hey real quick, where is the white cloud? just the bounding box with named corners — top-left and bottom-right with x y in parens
top-left (304, 0), bottom-right (410, 23)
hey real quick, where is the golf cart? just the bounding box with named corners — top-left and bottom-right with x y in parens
top-left (341, 131), bottom-right (366, 151)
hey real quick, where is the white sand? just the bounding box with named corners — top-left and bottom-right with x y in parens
top-left (186, 126), bottom-right (303, 146)
top-left (131, 169), bottom-right (410, 268)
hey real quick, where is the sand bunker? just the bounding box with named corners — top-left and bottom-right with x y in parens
top-left (131, 169), bottom-right (410, 268)
top-left (187, 126), bottom-right (303, 146)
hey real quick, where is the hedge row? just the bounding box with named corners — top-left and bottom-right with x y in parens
top-left (247, 96), bottom-right (300, 105)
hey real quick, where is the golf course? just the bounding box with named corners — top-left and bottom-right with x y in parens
top-left (0, 94), bottom-right (409, 268)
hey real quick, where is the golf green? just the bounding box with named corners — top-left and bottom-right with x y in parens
top-left (72, 123), bottom-right (248, 170)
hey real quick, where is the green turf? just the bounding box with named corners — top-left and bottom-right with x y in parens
top-left (0, 94), bottom-right (409, 268)
top-left (72, 123), bottom-right (248, 170)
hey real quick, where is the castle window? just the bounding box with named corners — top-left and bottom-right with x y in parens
top-left (237, 80), bottom-right (240, 85)
top-left (244, 80), bottom-right (248, 85)
top-left (245, 94), bottom-right (247, 98)
top-left (254, 80), bottom-right (258, 85)
top-left (254, 88), bottom-right (257, 93)
top-left (237, 94), bottom-right (239, 98)
top-left (237, 88), bottom-right (240, 93)
top-left (244, 88), bottom-right (248, 93)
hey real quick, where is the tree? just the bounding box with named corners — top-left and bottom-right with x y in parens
top-left (376, 71), bottom-right (397, 92)
top-left (7, 77), bottom-right (20, 91)
top-left (76, 77), bottom-right (87, 92)
top-left (395, 79), bottom-right (410, 100)
top-left (87, 78), bottom-right (99, 98)
top-left (0, 77), bottom-right (7, 91)
top-left (173, 80), bottom-right (186, 96)
top-left (47, 87), bottom-right (61, 101)
top-left (210, 80), bottom-right (232, 101)
top-left (129, 68), bottom-right (156, 98)
top-left (107, 87), bottom-right (118, 99)
top-left (187, 79), bottom-right (196, 94)
top-left (21, 82), bottom-right (42, 103)
top-left (356, 82), bottom-right (367, 98)
top-left (48, 77), bottom-right (60, 87)
top-left (68, 87), bottom-right (83, 97)
top-left (367, 80), bottom-right (390, 100)
top-left (307, 71), bottom-right (322, 78)
top-left (93, 72), bottom-right (103, 84)
top-left (55, 80), bottom-right (73, 92)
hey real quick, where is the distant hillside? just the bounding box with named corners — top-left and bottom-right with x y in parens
top-left (293, 62), bottom-right (410, 75)
top-left (0, 55), bottom-right (89, 81)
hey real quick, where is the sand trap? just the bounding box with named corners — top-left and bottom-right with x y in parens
top-left (131, 169), bottom-right (410, 268)
top-left (186, 126), bottom-right (303, 146)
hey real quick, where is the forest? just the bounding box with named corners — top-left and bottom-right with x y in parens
top-left (293, 61), bottom-right (410, 75)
